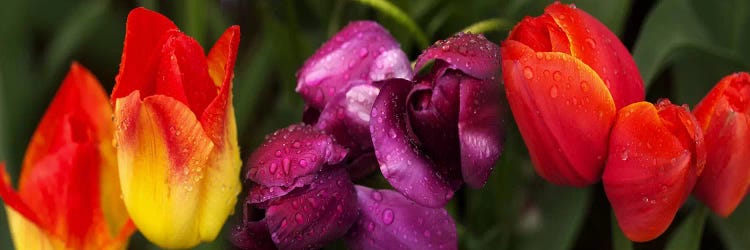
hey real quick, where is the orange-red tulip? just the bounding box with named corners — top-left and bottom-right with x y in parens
top-left (0, 63), bottom-right (134, 250)
top-left (693, 72), bottom-right (750, 217)
top-left (501, 2), bottom-right (645, 186)
top-left (110, 8), bottom-right (241, 248)
top-left (603, 99), bottom-right (705, 242)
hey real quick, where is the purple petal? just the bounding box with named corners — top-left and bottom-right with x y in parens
top-left (296, 21), bottom-right (413, 110)
top-left (246, 124), bottom-right (348, 188)
top-left (315, 84), bottom-right (382, 152)
top-left (247, 175), bottom-right (315, 207)
top-left (458, 77), bottom-right (505, 188)
top-left (265, 169), bottom-right (359, 249)
top-left (231, 220), bottom-right (277, 250)
top-left (370, 78), bottom-right (456, 208)
top-left (414, 33), bottom-right (500, 80)
top-left (345, 186), bottom-right (457, 250)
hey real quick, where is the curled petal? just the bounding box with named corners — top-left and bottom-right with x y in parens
top-left (458, 77), bottom-right (505, 188)
top-left (603, 100), bottom-right (704, 242)
top-left (345, 186), bottom-right (457, 250)
top-left (315, 84), bottom-right (382, 152)
top-left (247, 175), bottom-right (315, 207)
top-left (296, 21), bottom-right (412, 110)
top-left (693, 72), bottom-right (750, 217)
top-left (246, 124), bottom-right (348, 188)
top-left (231, 220), bottom-right (276, 250)
top-left (415, 33), bottom-right (500, 80)
top-left (265, 169), bottom-right (358, 249)
top-left (370, 78), bottom-right (456, 207)
top-left (501, 40), bottom-right (616, 186)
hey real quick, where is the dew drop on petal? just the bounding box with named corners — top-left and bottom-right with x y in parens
top-left (523, 67), bottom-right (534, 79)
top-left (550, 86), bottom-right (559, 98)
top-left (382, 209), bottom-right (395, 225)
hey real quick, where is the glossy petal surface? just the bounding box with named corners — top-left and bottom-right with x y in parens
top-left (502, 40), bottom-right (615, 186)
top-left (296, 21), bottom-right (412, 110)
top-left (246, 124), bottom-right (348, 188)
top-left (345, 186), bottom-right (457, 250)
top-left (265, 169), bottom-right (358, 249)
top-left (603, 100), bottom-right (705, 242)
top-left (415, 33), bottom-right (500, 80)
top-left (370, 78), bottom-right (456, 207)
top-left (693, 72), bottom-right (750, 217)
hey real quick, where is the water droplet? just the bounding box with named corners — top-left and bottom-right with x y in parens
top-left (371, 190), bottom-right (383, 201)
top-left (295, 213), bottom-right (304, 224)
top-left (553, 71), bottom-right (562, 81)
top-left (269, 163), bottom-right (278, 174)
top-left (549, 86), bottom-right (559, 98)
top-left (275, 150), bottom-right (282, 157)
top-left (282, 158), bottom-right (291, 174)
top-left (585, 38), bottom-right (597, 49)
top-left (358, 48), bottom-right (369, 58)
top-left (299, 159), bottom-right (308, 167)
top-left (280, 218), bottom-right (288, 228)
top-left (523, 67), bottom-right (534, 79)
top-left (382, 209), bottom-right (395, 225)
top-left (580, 81), bottom-right (589, 92)
top-left (621, 150), bottom-right (629, 161)
top-left (293, 141), bottom-right (301, 148)
top-left (367, 222), bottom-right (375, 232)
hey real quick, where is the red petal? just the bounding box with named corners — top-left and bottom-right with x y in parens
top-left (202, 26), bottom-right (240, 146)
top-left (0, 163), bottom-right (42, 226)
top-left (545, 2), bottom-right (644, 109)
top-left (501, 40), bottom-right (616, 186)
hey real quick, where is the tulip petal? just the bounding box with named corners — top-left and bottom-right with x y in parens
top-left (0, 163), bottom-right (42, 227)
top-left (370, 78), bottom-right (456, 207)
top-left (230, 220), bottom-right (276, 250)
top-left (458, 77), bottom-right (505, 188)
top-left (202, 25), bottom-right (240, 146)
top-left (693, 73), bottom-right (750, 217)
top-left (247, 175), bottom-right (315, 207)
top-left (265, 169), bottom-right (358, 249)
top-left (296, 21), bottom-right (412, 110)
top-left (414, 33), bottom-right (500, 80)
top-left (545, 2), bottom-right (644, 109)
top-left (112, 7), bottom-right (177, 103)
top-left (114, 92), bottom-right (215, 248)
top-left (501, 40), bottom-right (616, 186)
top-left (345, 186), bottom-right (457, 250)
top-left (315, 84), bottom-right (381, 153)
top-left (603, 101), bottom-right (703, 242)
top-left (246, 124), bottom-right (348, 188)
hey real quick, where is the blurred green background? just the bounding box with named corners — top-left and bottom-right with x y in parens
top-left (0, 0), bottom-right (748, 249)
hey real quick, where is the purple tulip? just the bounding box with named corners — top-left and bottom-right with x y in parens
top-left (370, 33), bottom-right (505, 207)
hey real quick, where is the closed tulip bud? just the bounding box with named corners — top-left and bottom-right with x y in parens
top-left (693, 72), bottom-right (750, 217)
top-left (603, 99), bottom-right (705, 242)
top-left (501, 2), bottom-right (645, 187)
top-left (110, 8), bottom-right (241, 248)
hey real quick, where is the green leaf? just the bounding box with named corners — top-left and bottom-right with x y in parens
top-left (611, 210), bottom-right (633, 250)
top-left (351, 0), bottom-right (429, 48)
top-left (664, 205), bottom-right (709, 250)
top-left (516, 185), bottom-right (591, 250)
top-left (713, 198), bottom-right (750, 250)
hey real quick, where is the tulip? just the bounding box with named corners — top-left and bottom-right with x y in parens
top-left (371, 32), bottom-right (504, 207)
top-left (693, 72), bottom-right (750, 217)
top-left (235, 124), bottom-right (457, 250)
top-left (0, 63), bottom-right (135, 249)
top-left (603, 99), bottom-right (705, 242)
top-left (501, 2), bottom-right (645, 186)
top-left (297, 21), bottom-right (413, 164)
top-left (110, 8), bottom-right (241, 248)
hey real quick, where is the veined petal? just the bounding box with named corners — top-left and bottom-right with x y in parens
top-left (458, 77), bottom-right (505, 188)
top-left (265, 169), bottom-right (358, 249)
top-left (114, 92), bottom-right (215, 248)
top-left (246, 124), bottom-right (347, 188)
top-left (370, 78), bottom-right (456, 207)
top-left (345, 186), bottom-right (457, 250)
top-left (296, 21), bottom-right (412, 110)
top-left (415, 33), bottom-right (500, 80)
top-left (501, 40), bottom-right (615, 186)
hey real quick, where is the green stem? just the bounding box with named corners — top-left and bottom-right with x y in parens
top-left (664, 205), bottom-right (709, 250)
top-left (461, 18), bottom-right (511, 34)
top-left (351, 0), bottom-right (429, 48)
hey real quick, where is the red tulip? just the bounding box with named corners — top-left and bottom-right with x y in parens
top-left (0, 63), bottom-right (135, 249)
top-left (603, 99), bottom-right (705, 242)
top-left (502, 2), bottom-right (644, 187)
top-left (693, 72), bottom-right (750, 217)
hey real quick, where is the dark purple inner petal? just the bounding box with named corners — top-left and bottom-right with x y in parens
top-left (230, 220), bottom-right (277, 250)
top-left (246, 124), bottom-right (348, 188)
top-left (458, 77), bottom-right (506, 188)
top-left (265, 169), bottom-right (359, 249)
top-left (370, 78), bottom-right (457, 208)
top-left (414, 33), bottom-right (500, 80)
top-left (345, 186), bottom-right (458, 250)
top-left (247, 175), bottom-right (316, 207)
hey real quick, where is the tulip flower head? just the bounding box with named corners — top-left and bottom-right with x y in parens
top-left (693, 72), bottom-right (750, 217)
top-left (110, 8), bottom-right (241, 248)
top-left (0, 63), bottom-right (135, 250)
top-left (603, 99), bottom-right (705, 242)
top-left (501, 2), bottom-right (645, 187)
